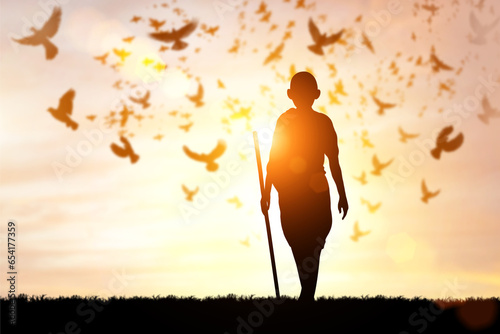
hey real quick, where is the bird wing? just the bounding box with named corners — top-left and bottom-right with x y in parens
top-left (110, 143), bottom-right (128, 158)
top-left (177, 19), bottom-right (198, 38)
top-left (436, 125), bottom-right (453, 144)
top-left (372, 154), bottom-right (381, 169)
top-left (469, 11), bottom-right (482, 34)
top-left (182, 184), bottom-right (189, 194)
top-left (308, 18), bottom-right (321, 44)
top-left (197, 83), bottom-right (204, 99)
top-left (372, 95), bottom-right (382, 107)
top-left (324, 29), bottom-right (344, 45)
top-left (40, 6), bottom-right (62, 38)
top-left (207, 140), bottom-right (227, 160)
top-left (442, 133), bottom-right (464, 152)
top-left (482, 95), bottom-right (499, 116)
top-left (149, 31), bottom-right (176, 42)
top-left (119, 136), bottom-right (132, 150)
top-left (421, 180), bottom-right (429, 195)
top-left (183, 145), bottom-right (204, 162)
top-left (129, 95), bottom-right (141, 104)
top-left (58, 89), bottom-right (75, 115)
top-left (143, 90), bottom-right (151, 102)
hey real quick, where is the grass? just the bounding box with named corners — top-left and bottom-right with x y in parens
top-left (1, 294), bottom-right (499, 333)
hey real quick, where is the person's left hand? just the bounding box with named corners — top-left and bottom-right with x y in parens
top-left (338, 196), bottom-right (348, 220)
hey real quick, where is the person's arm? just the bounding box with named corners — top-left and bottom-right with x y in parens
top-left (325, 118), bottom-right (348, 219)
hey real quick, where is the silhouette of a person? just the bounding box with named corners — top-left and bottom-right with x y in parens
top-left (261, 71), bottom-right (348, 302)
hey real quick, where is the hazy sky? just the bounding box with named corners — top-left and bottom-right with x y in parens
top-left (1, 0), bottom-right (500, 299)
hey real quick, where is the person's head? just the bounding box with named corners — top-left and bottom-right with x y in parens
top-left (287, 71), bottom-right (321, 109)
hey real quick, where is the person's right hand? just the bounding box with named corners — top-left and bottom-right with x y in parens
top-left (261, 194), bottom-right (270, 214)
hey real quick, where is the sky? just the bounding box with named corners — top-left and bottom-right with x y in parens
top-left (0, 0), bottom-right (500, 300)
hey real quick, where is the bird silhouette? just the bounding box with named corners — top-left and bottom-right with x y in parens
top-left (94, 52), bottom-right (109, 65)
top-left (149, 19), bottom-right (198, 50)
top-left (113, 48), bottom-right (131, 62)
top-left (263, 43), bottom-right (284, 65)
top-left (153, 134), bottom-right (164, 141)
top-left (119, 105), bottom-right (133, 127)
top-left (47, 89), bottom-right (78, 130)
top-left (478, 95), bottom-right (500, 124)
top-left (239, 236), bottom-right (250, 247)
top-left (227, 196), bottom-right (243, 208)
top-left (372, 95), bottom-right (396, 115)
top-left (179, 122), bottom-right (193, 132)
top-left (186, 82), bottom-right (204, 107)
top-left (307, 18), bottom-right (344, 56)
top-left (12, 6), bottom-right (61, 60)
top-left (183, 139), bottom-right (226, 171)
top-left (182, 184), bottom-right (199, 201)
top-left (429, 47), bottom-right (453, 72)
top-left (421, 179), bottom-right (440, 203)
top-left (230, 107), bottom-right (252, 120)
top-left (149, 18), bottom-right (166, 31)
top-left (431, 125), bottom-right (464, 159)
top-left (86, 115), bottom-right (96, 122)
top-left (110, 136), bottom-right (139, 163)
top-left (131, 16), bottom-right (142, 23)
top-left (371, 154), bottom-right (393, 175)
top-left (122, 36), bottom-right (135, 43)
top-left (353, 171), bottom-right (367, 185)
top-left (217, 79), bottom-right (225, 89)
top-left (422, 4), bottom-right (440, 15)
top-left (398, 126), bottom-right (419, 143)
top-left (361, 198), bottom-right (381, 213)
top-left (130, 90), bottom-right (151, 109)
top-left (469, 11), bottom-right (499, 44)
top-left (350, 221), bottom-right (370, 242)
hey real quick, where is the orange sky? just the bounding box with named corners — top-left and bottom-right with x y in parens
top-left (1, 0), bottom-right (500, 299)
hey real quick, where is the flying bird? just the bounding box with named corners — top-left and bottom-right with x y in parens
top-left (110, 136), bottom-right (139, 164)
top-left (113, 48), bottom-right (131, 62)
top-left (372, 95), bottom-right (396, 115)
top-left (430, 125), bottom-right (464, 159)
top-left (353, 171), bottom-right (367, 185)
top-left (186, 82), bottom-right (204, 107)
top-left (307, 18), bottom-right (344, 56)
top-left (227, 196), bottom-right (243, 208)
top-left (239, 236), bottom-right (250, 247)
top-left (182, 184), bottom-right (199, 201)
top-left (130, 90), bottom-right (151, 109)
top-left (350, 221), bottom-right (370, 242)
top-left (478, 95), bottom-right (500, 124)
top-left (421, 179), bottom-right (440, 203)
top-left (94, 52), bottom-right (109, 65)
top-left (398, 126), bottom-right (419, 143)
top-left (469, 11), bottom-right (499, 44)
top-left (179, 122), bottom-right (193, 132)
top-left (12, 6), bottom-right (61, 60)
top-left (119, 105), bottom-right (133, 127)
top-left (429, 47), bottom-right (453, 72)
top-left (183, 139), bottom-right (227, 171)
top-left (47, 89), bottom-right (78, 130)
top-left (149, 19), bottom-right (198, 50)
top-left (371, 154), bottom-right (393, 176)
top-left (361, 198), bottom-right (381, 213)
top-left (149, 18), bottom-right (166, 31)
top-left (263, 43), bottom-right (284, 65)
top-left (130, 16), bottom-right (142, 23)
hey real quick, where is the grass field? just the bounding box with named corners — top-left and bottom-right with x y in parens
top-left (1, 295), bottom-right (499, 333)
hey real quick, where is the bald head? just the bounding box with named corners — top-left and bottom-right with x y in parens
top-left (287, 71), bottom-right (320, 109)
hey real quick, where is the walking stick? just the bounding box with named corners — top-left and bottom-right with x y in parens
top-left (253, 131), bottom-right (280, 299)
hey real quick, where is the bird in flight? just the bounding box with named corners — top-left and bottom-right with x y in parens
top-left (186, 82), bottom-right (204, 107)
top-left (372, 95), bottom-right (396, 115)
top-left (371, 154), bottom-right (393, 176)
top-left (179, 122), bottom-right (193, 132)
top-left (429, 47), bottom-right (453, 72)
top-left (398, 126), bottom-right (419, 143)
top-left (263, 43), bottom-right (284, 65)
top-left (230, 107), bottom-right (252, 120)
top-left (130, 90), bottom-right (151, 109)
top-left (182, 184), bottom-right (199, 201)
top-left (183, 139), bottom-right (227, 171)
top-left (361, 198), bottom-right (381, 213)
top-left (119, 105), bottom-right (133, 127)
top-left (353, 171), bottom-right (367, 185)
top-left (149, 19), bottom-right (198, 50)
top-left (113, 48), bottom-right (131, 62)
top-left (12, 6), bottom-right (61, 60)
top-left (227, 196), bottom-right (243, 208)
top-left (94, 52), bottom-right (109, 65)
top-left (110, 136), bottom-right (139, 164)
top-left (149, 18), bottom-right (166, 31)
top-left (478, 95), bottom-right (500, 124)
top-left (47, 89), bottom-right (78, 130)
top-left (239, 236), bottom-right (250, 247)
top-left (307, 18), bottom-right (344, 56)
top-left (421, 179), bottom-right (440, 203)
top-left (469, 11), bottom-right (499, 45)
top-left (350, 221), bottom-right (370, 242)
top-left (131, 16), bottom-right (142, 23)
top-left (431, 125), bottom-right (464, 159)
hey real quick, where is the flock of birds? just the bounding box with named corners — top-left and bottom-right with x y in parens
top-left (12, 0), bottom-right (500, 247)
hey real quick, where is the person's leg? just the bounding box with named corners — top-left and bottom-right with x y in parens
top-left (292, 245), bottom-right (322, 302)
